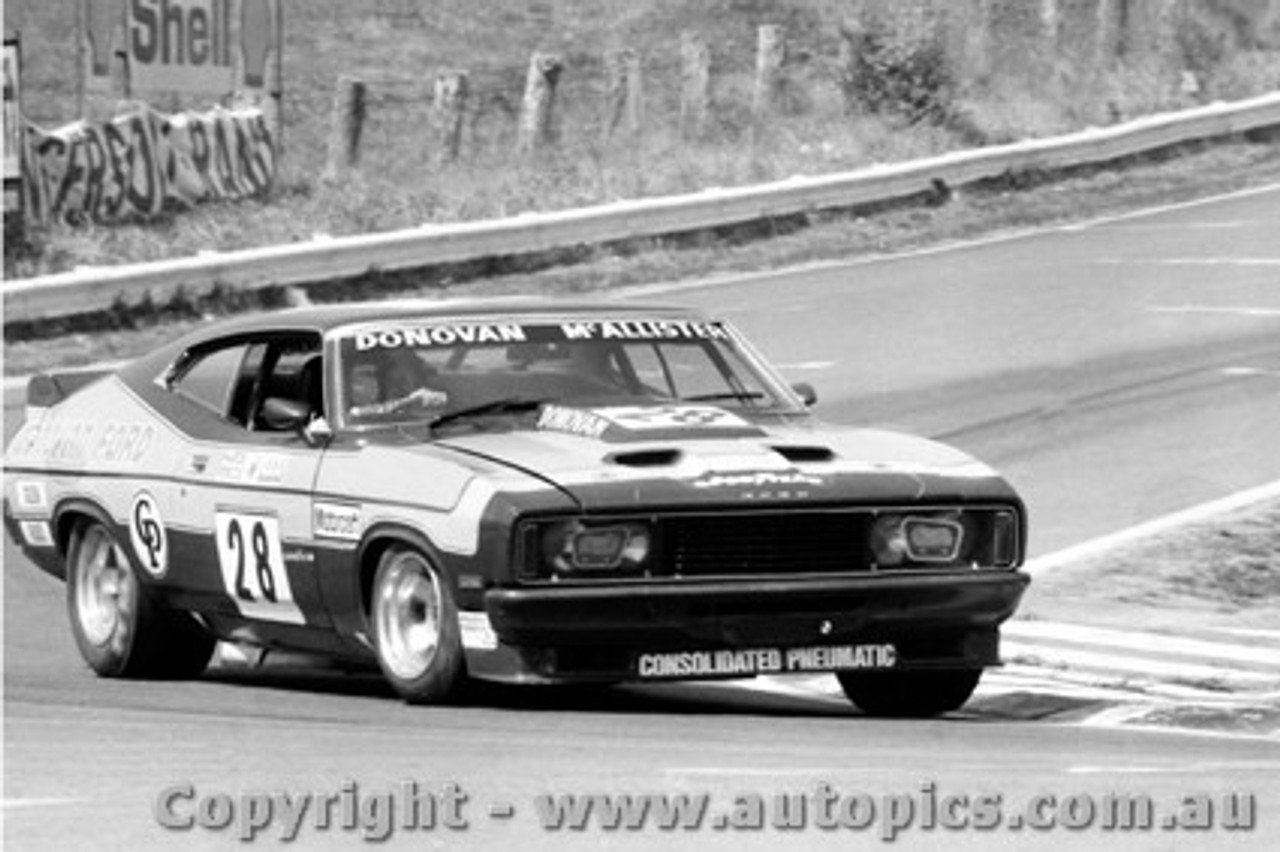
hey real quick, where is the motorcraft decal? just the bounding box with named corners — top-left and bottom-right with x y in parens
top-left (313, 502), bottom-right (362, 541)
top-left (636, 644), bottom-right (897, 678)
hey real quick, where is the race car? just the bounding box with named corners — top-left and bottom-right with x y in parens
top-left (3, 298), bottom-right (1029, 717)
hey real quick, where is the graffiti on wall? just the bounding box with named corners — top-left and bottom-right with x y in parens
top-left (21, 104), bottom-right (275, 224)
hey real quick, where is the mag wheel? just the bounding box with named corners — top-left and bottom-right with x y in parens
top-left (371, 546), bottom-right (465, 704)
top-left (66, 519), bottom-right (214, 679)
top-left (837, 669), bottom-right (982, 718)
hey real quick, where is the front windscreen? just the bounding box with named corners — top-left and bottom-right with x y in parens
top-left (333, 317), bottom-right (794, 428)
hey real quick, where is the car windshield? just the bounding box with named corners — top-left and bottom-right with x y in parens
top-left (333, 317), bottom-right (791, 429)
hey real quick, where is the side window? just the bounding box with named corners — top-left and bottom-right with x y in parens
top-left (250, 337), bottom-right (324, 430)
top-left (171, 344), bottom-right (250, 416)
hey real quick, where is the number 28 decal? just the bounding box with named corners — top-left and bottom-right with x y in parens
top-left (214, 512), bottom-right (305, 625)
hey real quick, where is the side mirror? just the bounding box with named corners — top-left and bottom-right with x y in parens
top-left (260, 397), bottom-right (314, 432)
top-left (791, 382), bottom-right (818, 407)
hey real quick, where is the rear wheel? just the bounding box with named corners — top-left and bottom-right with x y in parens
top-left (837, 669), bottom-right (982, 718)
top-left (66, 519), bottom-right (214, 679)
top-left (371, 546), bottom-right (465, 704)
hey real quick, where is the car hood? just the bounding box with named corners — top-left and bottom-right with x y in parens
top-left (429, 404), bottom-right (1017, 511)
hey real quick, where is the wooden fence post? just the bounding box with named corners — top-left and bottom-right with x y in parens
top-left (752, 25), bottom-right (785, 126)
top-left (517, 52), bottom-right (563, 157)
top-left (679, 31), bottom-right (710, 140)
top-left (324, 75), bottom-right (366, 179)
top-left (603, 48), bottom-right (643, 143)
top-left (1096, 0), bottom-right (1123, 67)
top-left (433, 69), bottom-right (469, 164)
top-left (1040, 0), bottom-right (1061, 48)
top-left (837, 20), bottom-right (867, 116)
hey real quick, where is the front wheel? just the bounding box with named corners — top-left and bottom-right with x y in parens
top-left (837, 669), bottom-right (982, 718)
top-left (371, 546), bottom-right (466, 704)
top-left (66, 519), bottom-right (214, 679)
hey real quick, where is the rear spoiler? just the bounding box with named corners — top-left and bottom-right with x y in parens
top-left (27, 370), bottom-right (114, 408)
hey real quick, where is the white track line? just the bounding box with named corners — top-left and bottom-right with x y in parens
top-left (1000, 642), bottom-right (1276, 687)
top-left (1003, 622), bottom-right (1280, 669)
top-left (1025, 478), bottom-right (1280, 575)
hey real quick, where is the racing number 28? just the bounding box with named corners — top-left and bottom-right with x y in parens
top-left (213, 512), bottom-right (302, 624)
top-left (227, 518), bottom-right (276, 603)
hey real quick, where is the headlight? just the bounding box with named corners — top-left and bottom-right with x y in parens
top-left (870, 513), bottom-right (965, 567)
top-left (540, 520), bottom-right (652, 575)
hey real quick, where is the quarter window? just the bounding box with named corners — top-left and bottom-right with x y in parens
top-left (171, 344), bottom-right (250, 415)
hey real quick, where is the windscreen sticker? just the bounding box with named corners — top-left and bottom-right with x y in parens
top-left (355, 325), bottom-right (528, 351)
top-left (347, 320), bottom-right (731, 351)
top-left (558, 320), bottom-right (730, 341)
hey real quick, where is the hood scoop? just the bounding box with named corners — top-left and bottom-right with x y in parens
top-left (606, 449), bottom-right (683, 468)
top-left (771, 445), bottom-right (837, 464)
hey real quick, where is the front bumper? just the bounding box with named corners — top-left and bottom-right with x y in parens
top-left (478, 570), bottom-right (1029, 682)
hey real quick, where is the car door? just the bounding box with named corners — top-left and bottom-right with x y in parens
top-left (162, 332), bottom-right (332, 631)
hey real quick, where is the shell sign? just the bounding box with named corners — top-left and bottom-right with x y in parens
top-left (81, 0), bottom-right (280, 96)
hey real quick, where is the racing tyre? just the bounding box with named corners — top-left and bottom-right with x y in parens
top-left (371, 546), bottom-right (466, 704)
top-left (837, 669), bottom-right (982, 718)
top-left (66, 519), bottom-right (215, 679)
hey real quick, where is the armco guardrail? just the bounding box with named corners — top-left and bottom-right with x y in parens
top-left (6, 92), bottom-right (1280, 324)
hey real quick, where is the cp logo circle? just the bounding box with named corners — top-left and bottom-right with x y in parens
top-left (129, 491), bottom-right (169, 578)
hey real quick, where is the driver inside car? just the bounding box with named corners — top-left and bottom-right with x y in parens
top-left (347, 349), bottom-right (449, 420)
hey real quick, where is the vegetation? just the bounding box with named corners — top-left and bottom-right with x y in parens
top-left (4, 0), bottom-right (1279, 280)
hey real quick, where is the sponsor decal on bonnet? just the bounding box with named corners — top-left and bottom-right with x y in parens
top-left (691, 470), bottom-right (826, 489)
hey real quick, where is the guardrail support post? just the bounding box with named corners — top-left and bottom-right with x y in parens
top-left (324, 75), bottom-right (366, 179)
top-left (517, 52), bottom-right (563, 157)
top-left (679, 32), bottom-right (710, 141)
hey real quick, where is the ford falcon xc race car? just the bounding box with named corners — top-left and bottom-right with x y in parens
top-left (4, 298), bottom-right (1029, 717)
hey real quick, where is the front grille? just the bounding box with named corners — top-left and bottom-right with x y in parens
top-left (666, 511), bottom-right (873, 576)
top-left (516, 506), bottom-right (1020, 582)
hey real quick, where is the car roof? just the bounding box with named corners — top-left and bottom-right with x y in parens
top-left (196, 297), bottom-right (704, 335)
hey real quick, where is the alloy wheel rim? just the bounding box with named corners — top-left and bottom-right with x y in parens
top-left (375, 554), bottom-right (442, 680)
top-left (75, 526), bottom-right (134, 650)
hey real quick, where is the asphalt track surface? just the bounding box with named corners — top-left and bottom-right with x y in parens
top-left (5, 186), bottom-right (1280, 850)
